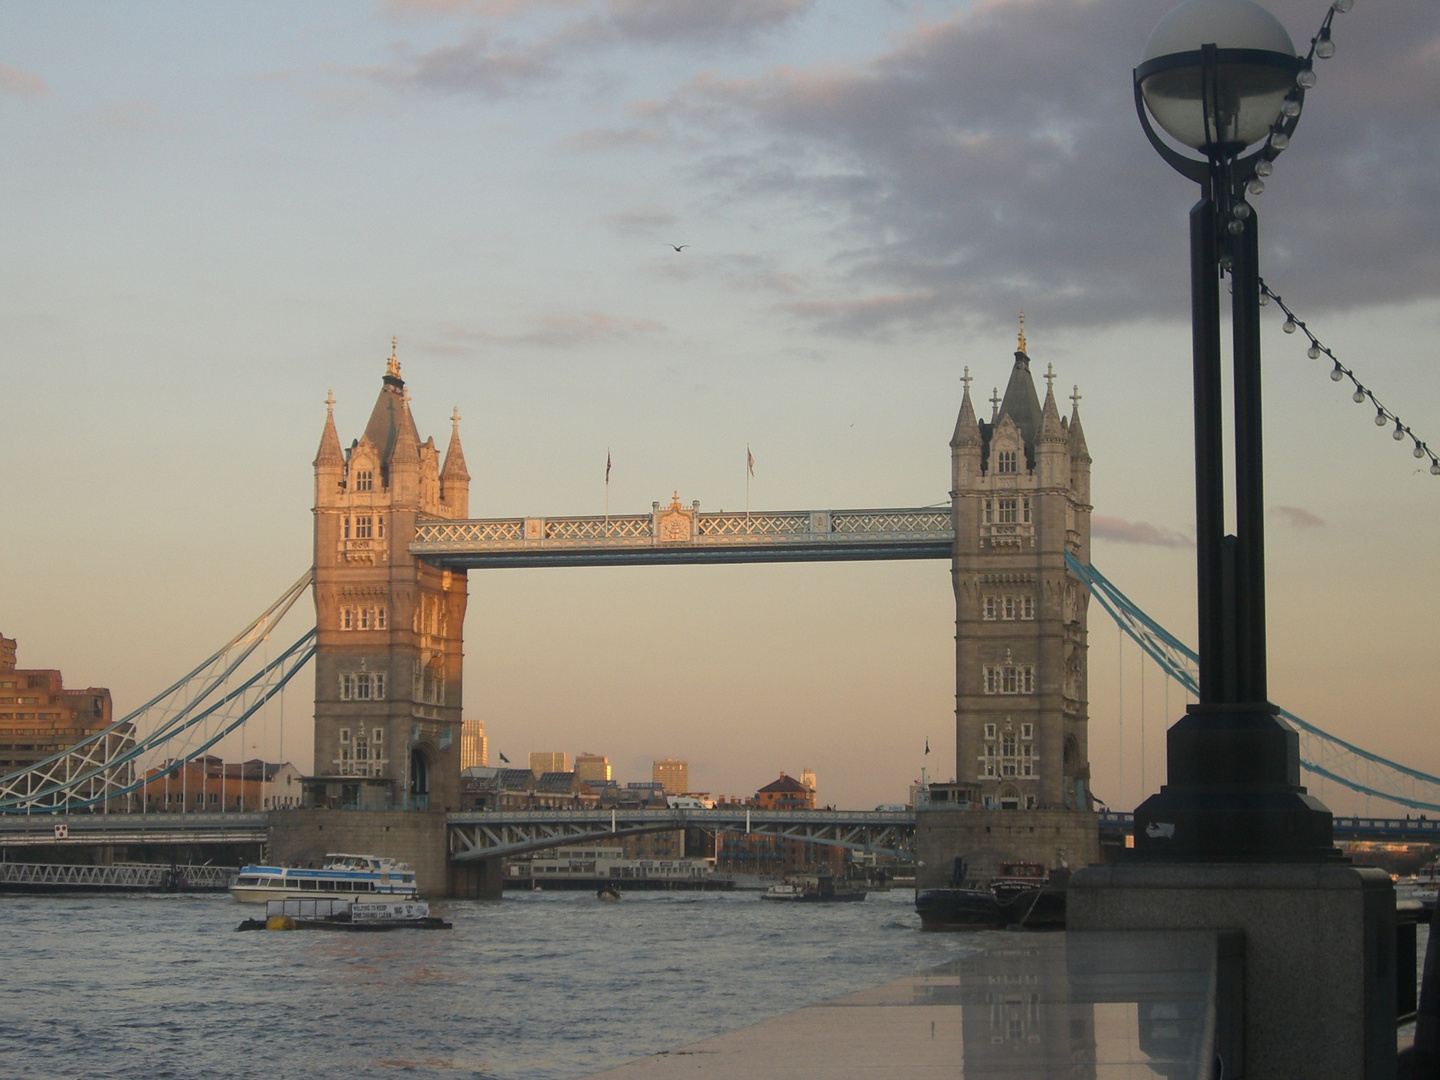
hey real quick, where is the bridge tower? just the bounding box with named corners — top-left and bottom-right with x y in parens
top-left (308, 345), bottom-right (470, 812)
top-left (938, 322), bottom-right (1096, 873)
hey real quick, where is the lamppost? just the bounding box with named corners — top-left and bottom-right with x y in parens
top-left (1131, 0), bottom-right (1337, 861)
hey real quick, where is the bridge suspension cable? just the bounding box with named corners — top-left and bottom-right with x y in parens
top-left (1068, 553), bottom-right (1440, 814)
top-left (0, 571), bottom-right (316, 814)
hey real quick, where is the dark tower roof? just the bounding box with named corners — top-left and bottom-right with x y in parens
top-left (361, 339), bottom-right (421, 467)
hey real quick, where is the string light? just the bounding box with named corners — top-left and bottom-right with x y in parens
top-left (1261, 277), bottom-right (1439, 477)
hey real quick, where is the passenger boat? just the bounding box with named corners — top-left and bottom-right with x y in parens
top-left (236, 897), bottom-right (448, 932)
top-left (229, 853), bottom-right (418, 903)
top-left (761, 875), bottom-right (867, 903)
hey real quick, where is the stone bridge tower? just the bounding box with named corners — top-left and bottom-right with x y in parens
top-left (923, 322), bottom-right (1097, 883)
top-left (308, 345), bottom-right (470, 812)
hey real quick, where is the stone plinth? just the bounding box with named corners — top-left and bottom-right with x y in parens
top-left (916, 807), bottom-right (1099, 890)
top-left (268, 809), bottom-right (450, 897)
top-left (1068, 862), bottom-right (1396, 1080)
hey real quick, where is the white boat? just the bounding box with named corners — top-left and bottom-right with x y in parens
top-left (229, 853), bottom-right (418, 904)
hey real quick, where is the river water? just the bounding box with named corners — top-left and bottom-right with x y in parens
top-left (1, 888), bottom-right (979, 1080)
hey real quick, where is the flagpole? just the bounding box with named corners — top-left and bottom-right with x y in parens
top-left (604, 449), bottom-right (611, 536)
top-left (745, 444), bottom-right (751, 530)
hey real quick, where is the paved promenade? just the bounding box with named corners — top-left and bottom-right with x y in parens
top-left (588, 930), bottom-right (1229, 1079)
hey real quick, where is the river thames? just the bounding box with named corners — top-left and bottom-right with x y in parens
top-left (3, 888), bottom-right (979, 1080)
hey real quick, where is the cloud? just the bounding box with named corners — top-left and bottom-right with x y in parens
top-left (97, 103), bottom-right (158, 131)
top-left (564, 125), bottom-right (665, 150)
top-left (371, 33), bottom-right (555, 98)
top-left (451, 310), bottom-right (665, 347)
top-left (597, 0), bottom-right (808, 45)
top-left (0, 62), bottom-right (46, 96)
top-left (1092, 515), bottom-right (1191, 548)
top-left (654, 0), bottom-right (1440, 335)
top-left (602, 204), bottom-right (678, 234)
top-left (1272, 505), bottom-right (1325, 528)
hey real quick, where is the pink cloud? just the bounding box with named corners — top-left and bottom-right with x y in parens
top-left (0, 63), bottom-right (46, 96)
top-left (1272, 505), bottom-right (1325, 528)
top-left (1091, 515), bottom-right (1191, 548)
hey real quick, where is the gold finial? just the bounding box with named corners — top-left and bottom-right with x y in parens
top-left (386, 337), bottom-right (401, 379)
top-left (451, 406), bottom-right (461, 430)
top-left (670, 490), bottom-right (682, 509)
top-left (961, 365), bottom-right (972, 394)
top-left (1017, 311), bottom-right (1027, 354)
top-left (990, 386), bottom-right (1001, 418)
top-left (1045, 362), bottom-right (1055, 391)
top-left (1071, 384), bottom-right (1082, 410)
top-left (325, 390), bottom-right (335, 416)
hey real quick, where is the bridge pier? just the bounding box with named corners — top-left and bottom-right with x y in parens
top-left (268, 809), bottom-right (452, 897)
top-left (449, 857), bottom-right (505, 901)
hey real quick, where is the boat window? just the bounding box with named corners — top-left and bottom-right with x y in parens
top-left (300, 879), bottom-right (317, 890)
top-left (237, 876), bottom-right (258, 886)
top-left (319, 880), bottom-right (334, 891)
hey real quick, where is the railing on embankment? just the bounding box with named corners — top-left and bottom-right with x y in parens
top-left (0, 861), bottom-right (237, 892)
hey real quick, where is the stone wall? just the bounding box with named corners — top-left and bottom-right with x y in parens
top-left (916, 807), bottom-right (1100, 890)
top-left (268, 809), bottom-right (450, 897)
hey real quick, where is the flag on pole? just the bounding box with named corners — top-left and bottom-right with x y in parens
top-left (499, 751), bottom-right (511, 764)
top-left (925, 738), bottom-right (930, 755)
top-left (605, 450), bottom-right (611, 485)
top-left (747, 445), bottom-right (754, 477)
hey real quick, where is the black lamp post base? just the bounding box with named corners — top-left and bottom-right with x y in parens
top-left (1131, 704), bottom-right (1341, 862)
top-left (1133, 788), bottom-right (1341, 862)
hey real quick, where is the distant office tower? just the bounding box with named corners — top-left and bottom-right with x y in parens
top-left (574, 752), bottom-right (611, 784)
top-left (530, 751), bottom-right (570, 777)
top-left (461, 719), bottom-right (488, 770)
top-left (800, 768), bottom-right (817, 799)
top-left (653, 758), bottom-right (689, 796)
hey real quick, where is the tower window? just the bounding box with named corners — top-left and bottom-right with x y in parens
top-left (1021, 596), bottom-right (1034, 620)
top-left (356, 470), bottom-right (373, 492)
top-left (355, 516), bottom-right (373, 540)
top-left (1023, 498), bottom-right (1032, 524)
top-left (359, 608), bottom-right (371, 631)
top-left (339, 728), bottom-right (351, 743)
top-left (376, 608), bottom-right (387, 630)
top-left (984, 597), bottom-right (998, 620)
top-left (1021, 723), bottom-right (1033, 739)
top-left (983, 664), bottom-right (1036, 695)
top-left (997, 498), bottom-right (1018, 524)
top-left (377, 516), bottom-right (386, 539)
top-left (341, 608), bottom-right (353, 631)
top-left (984, 723), bottom-right (997, 739)
top-left (343, 517), bottom-right (351, 540)
top-left (997, 450), bottom-right (1017, 474)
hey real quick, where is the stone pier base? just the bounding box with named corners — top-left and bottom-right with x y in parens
top-left (268, 809), bottom-right (451, 897)
top-left (449, 857), bottom-right (505, 900)
top-left (915, 808), bottom-right (1100, 890)
top-left (1068, 862), bottom-right (1396, 1080)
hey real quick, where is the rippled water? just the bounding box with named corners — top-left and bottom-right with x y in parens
top-left (1, 889), bottom-right (979, 1080)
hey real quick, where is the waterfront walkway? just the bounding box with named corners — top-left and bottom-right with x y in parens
top-left (587, 929), bottom-right (1230, 1079)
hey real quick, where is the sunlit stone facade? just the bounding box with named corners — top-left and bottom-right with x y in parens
top-left (949, 330), bottom-right (1093, 813)
top-left (310, 346), bottom-right (470, 811)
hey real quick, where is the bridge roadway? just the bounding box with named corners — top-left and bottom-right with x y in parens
top-left (446, 807), bottom-right (917, 862)
top-left (409, 506), bottom-right (954, 568)
top-left (0, 810), bottom-right (1429, 853)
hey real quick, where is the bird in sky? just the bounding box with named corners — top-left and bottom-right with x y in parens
top-left (668, 244), bottom-right (688, 252)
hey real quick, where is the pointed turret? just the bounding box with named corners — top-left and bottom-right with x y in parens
top-left (314, 391), bottom-right (344, 468)
top-left (1068, 385), bottom-right (1090, 463)
top-left (314, 390), bottom-right (345, 508)
top-left (951, 367), bottom-right (980, 448)
top-left (442, 407), bottom-right (470, 516)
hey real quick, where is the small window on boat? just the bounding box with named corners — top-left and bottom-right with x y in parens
top-left (300, 879), bottom-right (317, 890)
top-left (319, 880), bottom-right (334, 891)
top-left (237, 876), bottom-right (259, 886)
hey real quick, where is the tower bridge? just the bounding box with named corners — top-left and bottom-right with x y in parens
top-left (8, 333), bottom-right (1440, 898)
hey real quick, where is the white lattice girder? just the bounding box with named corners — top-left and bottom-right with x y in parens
top-left (412, 507), bottom-right (954, 565)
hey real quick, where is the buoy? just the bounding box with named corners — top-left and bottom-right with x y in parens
top-left (266, 914), bottom-right (296, 931)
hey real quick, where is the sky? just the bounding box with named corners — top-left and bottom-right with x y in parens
top-left (1, 0), bottom-right (1438, 812)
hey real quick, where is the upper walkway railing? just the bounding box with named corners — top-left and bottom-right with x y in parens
top-left (411, 506), bottom-right (954, 567)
